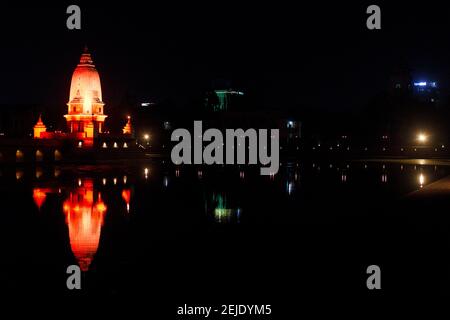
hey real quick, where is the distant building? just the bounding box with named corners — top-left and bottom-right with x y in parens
top-left (412, 81), bottom-right (439, 105)
top-left (389, 64), bottom-right (413, 92)
top-left (205, 89), bottom-right (244, 112)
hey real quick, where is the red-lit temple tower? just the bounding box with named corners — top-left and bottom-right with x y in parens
top-left (64, 47), bottom-right (107, 146)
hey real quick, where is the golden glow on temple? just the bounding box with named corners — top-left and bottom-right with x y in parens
top-left (122, 116), bottom-right (132, 135)
top-left (62, 179), bottom-right (107, 271)
top-left (33, 115), bottom-right (47, 139)
top-left (64, 47), bottom-right (107, 146)
top-left (30, 47), bottom-right (135, 153)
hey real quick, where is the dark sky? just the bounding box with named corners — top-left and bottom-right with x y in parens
top-left (1, 1), bottom-right (449, 111)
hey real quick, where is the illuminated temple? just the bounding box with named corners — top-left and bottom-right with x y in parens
top-left (33, 47), bottom-right (133, 150)
top-left (64, 47), bottom-right (107, 145)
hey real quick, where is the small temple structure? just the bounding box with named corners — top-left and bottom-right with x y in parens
top-left (122, 116), bottom-right (132, 135)
top-left (33, 115), bottom-right (47, 139)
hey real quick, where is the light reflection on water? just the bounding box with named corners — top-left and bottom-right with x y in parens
top-left (418, 173), bottom-right (425, 188)
top-left (29, 175), bottom-right (132, 271)
top-left (62, 179), bottom-right (106, 271)
top-left (2, 161), bottom-right (448, 271)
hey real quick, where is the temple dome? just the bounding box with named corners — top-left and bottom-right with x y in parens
top-left (65, 47), bottom-right (107, 140)
top-left (68, 47), bottom-right (103, 107)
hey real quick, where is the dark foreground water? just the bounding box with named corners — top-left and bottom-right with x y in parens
top-left (2, 160), bottom-right (450, 310)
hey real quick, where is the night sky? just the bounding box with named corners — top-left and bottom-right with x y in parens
top-left (1, 1), bottom-right (449, 111)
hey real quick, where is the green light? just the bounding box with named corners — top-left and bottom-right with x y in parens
top-left (214, 91), bottom-right (229, 111)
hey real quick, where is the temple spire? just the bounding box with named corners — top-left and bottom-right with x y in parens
top-left (33, 114), bottom-right (47, 138)
top-left (122, 116), bottom-right (132, 135)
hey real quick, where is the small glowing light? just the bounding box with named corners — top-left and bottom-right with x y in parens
top-left (123, 176), bottom-right (127, 184)
top-left (35, 168), bottom-right (43, 179)
top-left (113, 142), bottom-right (118, 148)
top-left (144, 168), bottom-right (149, 179)
top-left (102, 178), bottom-right (107, 185)
top-left (16, 170), bottom-right (24, 180)
top-left (123, 142), bottom-right (128, 148)
top-left (144, 134), bottom-right (150, 140)
top-left (78, 141), bottom-right (83, 148)
top-left (287, 182), bottom-right (294, 195)
top-left (419, 173), bottom-right (425, 188)
top-left (102, 142), bottom-right (107, 148)
top-left (417, 133), bottom-right (428, 143)
top-left (113, 178), bottom-right (117, 185)
top-left (78, 179), bottom-right (82, 186)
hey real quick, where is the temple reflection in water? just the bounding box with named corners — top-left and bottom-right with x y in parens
top-left (23, 161), bottom-right (440, 275)
top-left (63, 179), bottom-right (107, 271)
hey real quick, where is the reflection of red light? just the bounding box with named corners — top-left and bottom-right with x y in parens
top-left (33, 188), bottom-right (49, 209)
top-left (122, 189), bottom-right (131, 213)
top-left (63, 179), bottom-right (106, 271)
top-left (121, 189), bottom-right (130, 204)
